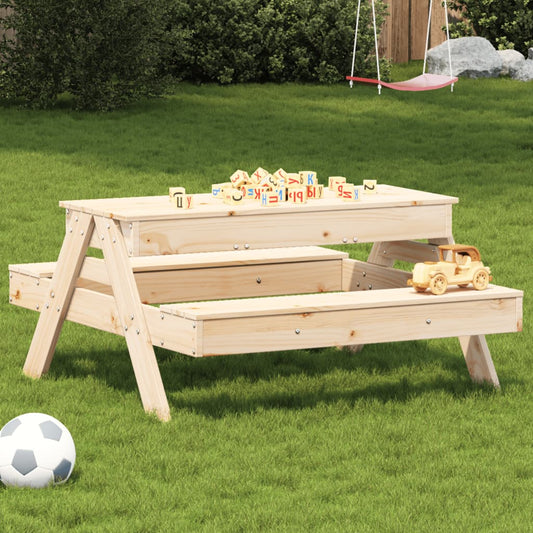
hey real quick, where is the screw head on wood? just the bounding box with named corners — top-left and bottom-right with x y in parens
top-left (343, 237), bottom-right (348, 243)
top-left (353, 237), bottom-right (358, 242)
top-left (426, 319), bottom-right (432, 324)
top-left (233, 244), bottom-right (239, 250)
top-left (295, 329), bottom-right (301, 334)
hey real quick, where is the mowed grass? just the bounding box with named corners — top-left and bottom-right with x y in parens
top-left (0, 66), bottom-right (532, 531)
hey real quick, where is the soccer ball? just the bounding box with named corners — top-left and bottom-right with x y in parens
top-left (0, 413), bottom-right (76, 488)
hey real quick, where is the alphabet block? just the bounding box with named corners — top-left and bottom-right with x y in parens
top-left (334, 182), bottom-right (346, 198)
top-left (244, 186), bottom-right (263, 200)
top-left (328, 176), bottom-right (346, 190)
top-left (307, 184), bottom-right (324, 199)
top-left (273, 168), bottom-right (288, 183)
top-left (212, 184), bottom-right (225, 198)
top-left (169, 187), bottom-right (186, 201)
top-left (300, 171), bottom-right (317, 186)
top-left (172, 194), bottom-right (194, 209)
top-left (251, 167), bottom-right (269, 185)
top-left (363, 179), bottom-right (377, 194)
top-left (341, 184), bottom-right (360, 201)
top-left (286, 173), bottom-right (302, 187)
top-left (229, 170), bottom-right (249, 188)
top-left (261, 191), bottom-right (280, 206)
top-left (287, 187), bottom-right (307, 204)
top-left (274, 185), bottom-right (287, 202)
top-left (223, 188), bottom-right (244, 205)
top-left (259, 173), bottom-right (277, 189)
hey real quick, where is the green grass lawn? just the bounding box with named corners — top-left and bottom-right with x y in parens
top-left (0, 67), bottom-right (532, 531)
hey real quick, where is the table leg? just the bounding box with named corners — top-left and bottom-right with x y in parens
top-left (24, 212), bottom-right (95, 378)
top-left (459, 335), bottom-right (500, 388)
top-left (94, 216), bottom-right (171, 421)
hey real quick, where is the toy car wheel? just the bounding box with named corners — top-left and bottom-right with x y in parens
top-left (429, 274), bottom-right (447, 295)
top-left (472, 269), bottom-right (490, 290)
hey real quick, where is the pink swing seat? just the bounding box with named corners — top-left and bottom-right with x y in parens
top-left (345, 73), bottom-right (458, 92)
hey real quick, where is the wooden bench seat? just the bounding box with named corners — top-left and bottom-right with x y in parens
top-left (160, 285), bottom-right (523, 357)
top-left (9, 246), bottom-right (348, 304)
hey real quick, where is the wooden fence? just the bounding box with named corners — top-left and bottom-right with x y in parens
top-left (379, 0), bottom-right (462, 62)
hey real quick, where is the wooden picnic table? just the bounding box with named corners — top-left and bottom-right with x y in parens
top-left (9, 185), bottom-right (523, 421)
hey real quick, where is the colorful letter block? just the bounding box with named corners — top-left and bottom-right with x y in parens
top-left (288, 187), bottom-right (307, 204)
top-left (300, 171), bottom-right (317, 186)
top-left (251, 167), bottom-right (269, 185)
top-left (223, 188), bottom-right (244, 205)
top-left (363, 179), bottom-right (377, 194)
top-left (261, 191), bottom-right (280, 206)
top-left (328, 176), bottom-right (346, 190)
top-left (229, 170), bottom-right (249, 188)
top-left (286, 173), bottom-right (302, 187)
top-left (172, 194), bottom-right (194, 209)
top-left (273, 168), bottom-right (288, 183)
top-left (169, 187), bottom-right (186, 201)
top-left (307, 184), bottom-right (324, 199)
top-left (341, 184), bottom-right (360, 201)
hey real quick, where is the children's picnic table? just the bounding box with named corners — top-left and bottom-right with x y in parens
top-left (9, 185), bottom-right (523, 421)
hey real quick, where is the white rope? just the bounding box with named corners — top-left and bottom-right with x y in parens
top-left (349, 0), bottom-right (363, 88)
top-left (371, 0), bottom-right (381, 94)
top-left (423, 0), bottom-right (433, 74)
top-left (443, 0), bottom-right (455, 91)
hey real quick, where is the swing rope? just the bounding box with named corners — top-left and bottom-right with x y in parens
top-left (347, 0), bottom-right (457, 93)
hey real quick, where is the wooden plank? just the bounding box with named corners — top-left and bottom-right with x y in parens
top-left (9, 273), bottom-right (197, 356)
top-left (23, 212), bottom-right (95, 378)
top-left (133, 260), bottom-right (344, 304)
top-left (411, 0), bottom-right (429, 61)
top-left (59, 185), bottom-right (458, 222)
top-left (198, 295), bottom-right (521, 357)
top-left (94, 216), bottom-right (171, 421)
top-left (138, 204), bottom-right (452, 255)
top-left (366, 240), bottom-right (441, 265)
top-left (11, 247), bottom-right (347, 304)
top-left (342, 258), bottom-right (411, 291)
top-left (162, 285), bottom-right (523, 321)
top-left (130, 246), bottom-right (347, 271)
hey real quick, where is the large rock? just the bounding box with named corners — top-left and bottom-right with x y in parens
top-left (497, 49), bottom-right (525, 76)
top-left (427, 36), bottom-right (503, 78)
top-left (512, 60), bottom-right (533, 81)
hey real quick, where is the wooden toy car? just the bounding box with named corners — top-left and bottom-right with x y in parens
top-left (408, 244), bottom-right (492, 295)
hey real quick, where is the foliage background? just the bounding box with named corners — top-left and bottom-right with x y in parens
top-left (448, 0), bottom-right (533, 55)
top-left (0, 0), bottom-right (389, 110)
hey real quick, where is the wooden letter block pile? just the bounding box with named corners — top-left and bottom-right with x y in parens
top-left (170, 169), bottom-right (379, 208)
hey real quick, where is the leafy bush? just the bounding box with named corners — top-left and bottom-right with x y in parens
top-left (166, 0), bottom-right (390, 84)
top-left (0, 0), bottom-right (169, 110)
top-left (448, 0), bottom-right (533, 56)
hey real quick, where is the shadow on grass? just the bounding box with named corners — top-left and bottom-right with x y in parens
top-left (48, 339), bottom-right (507, 418)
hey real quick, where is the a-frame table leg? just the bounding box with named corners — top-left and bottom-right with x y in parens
top-left (24, 212), bottom-right (95, 378)
top-left (94, 216), bottom-right (171, 421)
top-left (459, 335), bottom-right (500, 388)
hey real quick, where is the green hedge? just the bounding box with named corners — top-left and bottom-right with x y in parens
top-left (0, 0), bottom-right (169, 110)
top-left (166, 0), bottom-right (389, 84)
top-left (0, 0), bottom-right (389, 109)
top-left (449, 0), bottom-right (533, 56)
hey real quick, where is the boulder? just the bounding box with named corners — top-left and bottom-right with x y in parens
top-left (427, 36), bottom-right (502, 78)
top-left (497, 49), bottom-right (525, 76)
top-left (512, 60), bottom-right (533, 81)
